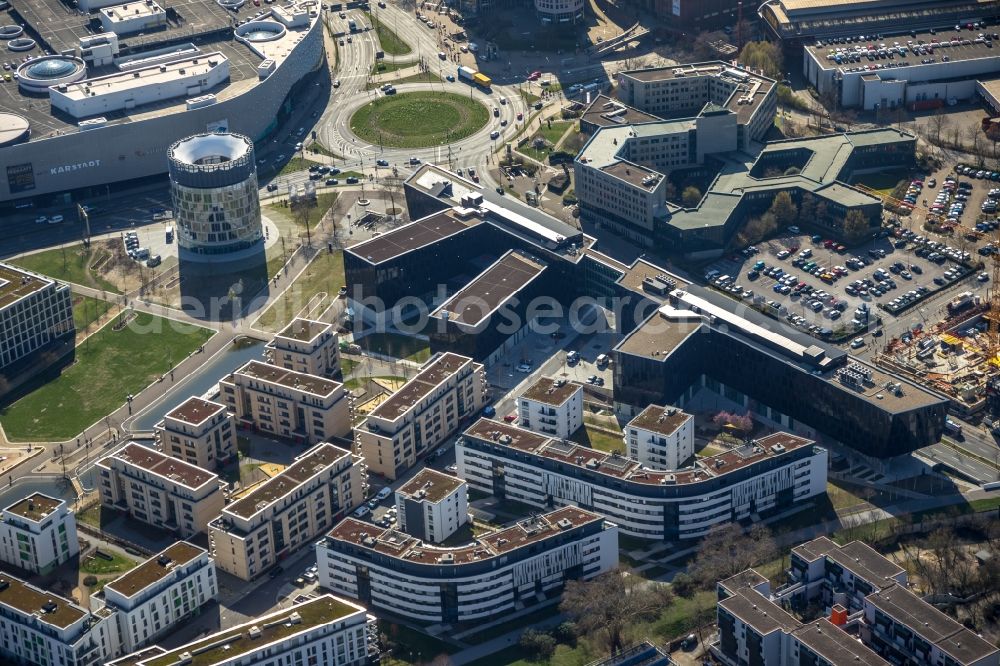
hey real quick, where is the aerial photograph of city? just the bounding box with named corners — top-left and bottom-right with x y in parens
top-left (2, 0), bottom-right (1000, 664)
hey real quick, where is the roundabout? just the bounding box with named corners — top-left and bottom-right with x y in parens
top-left (348, 91), bottom-right (490, 149)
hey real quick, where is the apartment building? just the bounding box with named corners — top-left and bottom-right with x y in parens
top-left (219, 360), bottom-right (352, 445)
top-left (711, 537), bottom-right (999, 666)
top-left (395, 468), bottom-right (468, 543)
top-left (209, 442), bottom-right (364, 581)
top-left (153, 396), bottom-right (235, 471)
top-left (0, 262), bottom-right (74, 371)
top-left (458, 420), bottom-right (827, 541)
top-left (122, 594), bottom-right (376, 666)
top-left (0, 493), bottom-right (77, 575)
top-left (266, 317), bottom-right (340, 377)
top-left (317, 507), bottom-right (618, 625)
top-left (0, 572), bottom-right (122, 666)
top-left (518, 376), bottom-right (583, 439)
top-left (357, 352), bottom-right (487, 480)
top-left (96, 442), bottom-right (226, 537)
top-left (100, 541), bottom-right (216, 653)
top-left (625, 405), bottom-right (694, 470)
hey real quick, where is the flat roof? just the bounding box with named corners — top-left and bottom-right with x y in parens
top-left (347, 208), bottom-right (481, 265)
top-left (107, 442), bottom-right (218, 490)
top-left (718, 569), bottom-right (769, 596)
top-left (0, 263), bottom-right (54, 310)
top-left (57, 54), bottom-right (226, 103)
top-left (0, 573), bottom-right (85, 629)
top-left (368, 353), bottom-right (472, 422)
top-left (792, 619), bottom-right (890, 665)
top-left (521, 376), bottom-right (582, 407)
top-left (104, 541), bottom-right (204, 599)
top-left (107, 646), bottom-right (167, 666)
top-left (101, 1), bottom-right (165, 21)
top-left (327, 506), bottom-right (602, 565)
top-left (397, 468), bottom-right (465, 503)
top-left (164, 396), bottom-right (227, 427)
top-left (464, 419), bottom-right (816, 486)
top-left (865, 584), bottom-right (966, 644)
top-left (806, 27), bottom-right (1000, 73)
top-left (231, 360), bottom-right (342, 398)
top-left (826, 540), bottom-right (906, 585)
top-left (581, 94), bottom-right (661, 129)
top-left (1, 0), bottom-right (311, 142)
top-left (276, 317), bottom-right (331, 343)
top-left (433, 250), bottom-right (547, 326)
top-left (762, 0), bottom-right (995, 34)
top-left (627, 404), bottom-right (691, 437)
top-left (141, 595), bottom-right (363, 666)
top-left (601, 161), bottom-right (663, 189)
top-left (791, 535), bottom-right (838, 562)
top-left (4, 493), bottom-right (63, 522)
top-left (225, 443), bottom-right (353, 520)
top-left (719, 588), bottom-right (799, 636)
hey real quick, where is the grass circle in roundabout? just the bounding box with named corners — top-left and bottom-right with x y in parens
top-left (349, 91), bottom-right (490, 149)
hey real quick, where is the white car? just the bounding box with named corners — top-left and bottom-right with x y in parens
top-left (979, 272), bottom-right (990, 282)
top-left (850, 337), bottom-right (865, 349)
top-left (490, 130), bottom-right (500, 140)
top-left (34, 215), bottom-right (47, 224)
top-left (352, 505), bottom-right (370, 518)
top-left (49, 214), bottom-right (64, 224)
top-left (516, 363), bottom-right (532, 373)
top-left (375, 486), bottom-right (391, 500)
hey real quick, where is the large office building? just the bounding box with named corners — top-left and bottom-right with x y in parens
top-left (760, 0), bottom-right (1000, 45)
top-left (356, 352), bottom-right (486, 480)
top-left (458, 421), bottom-right (827, 541)
top-left (96, 442), bottom-right (227, 537)
top-left (712, 536), bottom-right (1000, 666)
top-left (209, 442), bottom-right (364, 581)
top-left (99, 541), bottom-right (216, 654)
top-left (317, 507), bottom-right (618, 625)
top-left (576, 74), bottom-right (912, 251)
top-left (535, 0), bottom-right (584, 24)
top-left (118, 594), bottom-right (376, 666)
top-left (168, 132), bottom-right (263, 258)
top-left (625, 405), bottom-right (694, 470)
top-left (612, 286), bottom-right (949, 457)
top-left (219, 360), bottom-right (352, 445)
top-left (0, 263), bottom-right (74, 373)
top-left (0, 571), bottom-right (123, 665)
top-left (518, 376), bottom-right (584, 439)
top-left (0, 493), bottom-right (78, 575)
top-left (265, 317), bottom-right (341, 377)
top-left (0, 0), bottom-right (324, 205)
top-left (153, 396), bottom-right (235, 471)
top-left (395, 468), bottom-right (468, 543)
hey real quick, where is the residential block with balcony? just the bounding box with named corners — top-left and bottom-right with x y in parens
top-left (625, 404), bottom-right (694, 470)
top-left (395, 468), bottom-right (468, 544)
top-left (96, 442), bottom-right (227, 537)
top-left (518, 376), bottom-right (582, 439)
top-left (219, 360), bottom-right (352, 445)
top-left (357, 352), bottom-right (487, 480)
top-left (154, 396), bottom-right (235, 471)
top-left (208, 442), bottom-right (365, 581)
top-left (0, 493), bottom-right (78, 575)
top-left (265, 317), bottom-right (340, 377)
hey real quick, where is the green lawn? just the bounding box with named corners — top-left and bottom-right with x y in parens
top-left (371, 60), bottom-right (412, 76)
top-left (826, 480), bottom-right (874, 510)
top-left (350, 91), bottom-right (489, 148)
top-left (255, 251), bottom-right (345, 333)
top-left (278, 156), bottom-right (323, 176)
top-left (570, 424), bottom-right (623, 454)
top-left (13, 245), bottom-right (119, 292)
top-left (367, 71), bottom-right (442, 90)
top-left (367, 15), bottom-right (412, 56)
top-left (0, 312), bottom-right (214, 441)
top-left (519, 120), bottom-right (573, 162)
top-left (354, 332), bottom-right (430, 362)
top-left (519, 89), bottom-right (541, 105)
top-left (264, 192), bottom-right (339, 233)
top-left (81, 551), bottom-right (137, 575)
top-left (73, 295), bottom-right (112, 332)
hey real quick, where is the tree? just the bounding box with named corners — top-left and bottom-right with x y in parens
top-left (843, 209), bottom-right (870, 243)
top-left (688, 524), bottom-right (778, 587)
top-left (769, 191), bottom-right (798, 227)
top-left (736, 212), bottom-right (778, 246)
top-left (738, 41), bottom-right (783, 80)
top-left (560, 570), bottom-right (673, 654)
top-left (552, 621), bottom-right (578, 645)
top-left (681, 186), bottom-right (703, 208)
top-left (519, 629), bottom-right (556, 660)
top-left (670, 572), bottom-right (697, 598)
top-left (798, 193), bottom-right (817, 224)
top-left (931, 108), bottom-right (948, 144)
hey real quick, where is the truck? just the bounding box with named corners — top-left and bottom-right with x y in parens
top-left (457, 66), bottom-right (476, 83)
top-left (947, 291), bottom-right (976, 315)
top-left (473, 72), bottom-right (491, 88)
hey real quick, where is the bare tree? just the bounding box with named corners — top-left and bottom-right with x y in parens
top-left (688, 524), bottom-right (778, 586)
top-left (560, 569), bottom-right (673, 655)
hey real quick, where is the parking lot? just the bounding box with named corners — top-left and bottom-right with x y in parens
top-left (704, 227), bottom-right (981, 346)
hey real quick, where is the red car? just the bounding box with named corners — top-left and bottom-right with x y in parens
top-left (503, 414), bottom-right (518, 423)
top-left (528, 71), bottom-right (541, 81)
